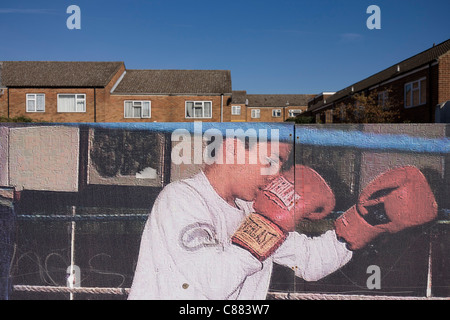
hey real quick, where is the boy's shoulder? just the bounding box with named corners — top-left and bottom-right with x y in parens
top-left (158, 172), bottom-right (210, 201)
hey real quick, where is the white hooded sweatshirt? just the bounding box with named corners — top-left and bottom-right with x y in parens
top-left (128, 171), bottom-right (352, 300)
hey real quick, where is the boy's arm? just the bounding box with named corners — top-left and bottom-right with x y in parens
top-left (147, 183), bottom-right (264, 299)
top-left (273, 230), bottom-right (353, 281)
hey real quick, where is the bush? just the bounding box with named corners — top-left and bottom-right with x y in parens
top-left (0, 116), bottom-right (34, 122)
top-left (294, 116), bottom-right (315, 124)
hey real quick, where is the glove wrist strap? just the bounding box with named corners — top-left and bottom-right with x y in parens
top-left (335, 205), bottom-right (384, 250)
top-left (232, 214), bottom-right (287, 261)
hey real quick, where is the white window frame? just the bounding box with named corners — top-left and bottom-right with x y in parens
top-left (26, 94), bottom-right (45, 112)
top-left (378, 91), bottom-right (389, 107)
top-left (57, 94), bottom-right (86, 113)
top-left (404, 77), bottom-right (426, 109)
top-left (231, 105), bottom-right (241, 115)
top-left (325, 109), bottom-right (333, 123)
top-left (124, 100), bottom-right (151, 119)
top-left (288, 110), bottom-right (302, 118)
top-left (251, 109), bottom-right (260, 119)
top-left (340, 105), bottom-right (346, 121)
top-left (272, 109), bottom-right (282, 117)
top-left (185, 101), bottom-right (213, 119)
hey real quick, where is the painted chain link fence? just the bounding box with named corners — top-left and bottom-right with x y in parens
top-left (0, 123), bottom-right (449, 300)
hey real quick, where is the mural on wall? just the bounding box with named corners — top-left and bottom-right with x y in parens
top-left (0, 123), bottom-right (448, 300)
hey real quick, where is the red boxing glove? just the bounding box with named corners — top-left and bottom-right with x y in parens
top-left (232, 165), bottom-right (336, 261)
top-left (335, 166), bottom-right (438, 250)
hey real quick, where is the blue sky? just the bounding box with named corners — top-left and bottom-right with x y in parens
top-left (0, 0), bottom-right (449, 94)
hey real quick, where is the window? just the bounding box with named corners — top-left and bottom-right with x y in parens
top-left (288, 110), bottom-right (303, 118)
top-left (26, 94), bottom-right (45, 112)
top-left (251, 109), bottom-right (260, 119)
top-left (325, 109), bottom-right (333, 123)
top-left (354, 102), bottom-right (365, 121)
top-left (404, 78), bottom-right (426, 108)
top-left (124, 101), bottom-right (151, 119)
top-left (231, 105), bottom-right (241, 115)
top-left (185, 101), bottom-right (212, 118)
top-left (272, 109), bottom-right (282, 117)
top-left (339, 105), bottom-right (346, 121)
top-left (57, 94), bottom-right (86, 112)
top-left (378, 91), bottom-right (389, 108)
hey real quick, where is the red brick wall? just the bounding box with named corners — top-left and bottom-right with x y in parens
top-left (284, 107), bottom-right (308, 121)
top-left (106, 94), bottom-right (232, 122)
top-left (0, 88), bottom-right (7, 118)
top-left (5, 64), bottom-right (128, 123)
top-left (325, 65), bottom-right (439, 123)
top-left (97, 64), bottom-right (126, 122)
top-left (395, 65), bottom-right (438, 123)
top-left (246, 107), bottom-right (283, 122)
top-left (226, 103), bottom-right (247, 122)
top-left (8, 88), bottom-right (97, 122)
top-left (438, 52), bottom-right (450, 104)
top-left (243, 106), bottom-right (306, 122)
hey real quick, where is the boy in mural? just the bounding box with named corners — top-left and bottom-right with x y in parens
top-left (128, 134), bottom-right (438, 300)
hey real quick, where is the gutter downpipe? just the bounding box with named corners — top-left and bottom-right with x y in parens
top-left (7, 88), bottom-right (9, 118)
top-left (220, 94), bottom-right (224, 122)
top-left (94, 88), bottom-right (97, 123)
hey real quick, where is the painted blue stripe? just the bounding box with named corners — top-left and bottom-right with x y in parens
top-left (52, 122), bottom-right (296, 142)
top-left (295, 127), bottom-right (450, 153)
top-left (26, 123), bottom-right (450, 153)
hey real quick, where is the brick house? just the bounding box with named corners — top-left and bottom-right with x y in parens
top-left (0, 62), bottom-right (233, 123)
top-left (0, 62), bottom-right (9, 118)
top-left (0, 61), bottom-right (126, 122)
top-left (109, 69), bottom-right (232, 122)
top-left (305, 38), bottom-right (450, 123)
top-left (0, 61), bottom-right (318, 123)
top-left (228, 91), bottom-right (314, 122)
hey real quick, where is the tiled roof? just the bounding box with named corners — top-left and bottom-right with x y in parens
top-left (113, 69), bottom-right (232, 94)
top-left (308, 38), bottom-right (450, 112)
top-left (231, 91), bottom-right (248, 104)
top-left (246, 94), bottom-right (315, 107)
top-left (1, 61), bottom-right (124, 87)
top-left (0, 62), bottom-right (4, 88)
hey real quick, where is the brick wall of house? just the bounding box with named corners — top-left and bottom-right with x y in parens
top-left (393, 64), bottom-right (438, 123)
top-left (246, 107), bottom-right (284, 122)
top-left (323, 64), bottom-right (440, 123)
top-left (4, 64), bottom-right (127, 123)
top-left (244, 106), bottom-right (307, 122)
top-left (0, 89), bottom-right (7, 118)
top-left (8, 88), bottom-right (97, 122)
top-left (96, 64), bottom-right (126, 122)
top-left (226, 103), bottom-right (247, 122)
top-left (438, 52), bottom-right (450, 104)
top-left (106, 94), bottom-right (232, 122)
top-left (284, 107), bottom-right (308, 121)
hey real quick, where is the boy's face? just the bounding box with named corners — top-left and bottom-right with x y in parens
top-left (231, 141), bottom-right (292, 201)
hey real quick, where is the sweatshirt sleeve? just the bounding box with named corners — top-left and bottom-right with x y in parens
top-left (138, 181), bottom-right (263, 300)
top-left (272, 230), bottom-right (353, 282)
